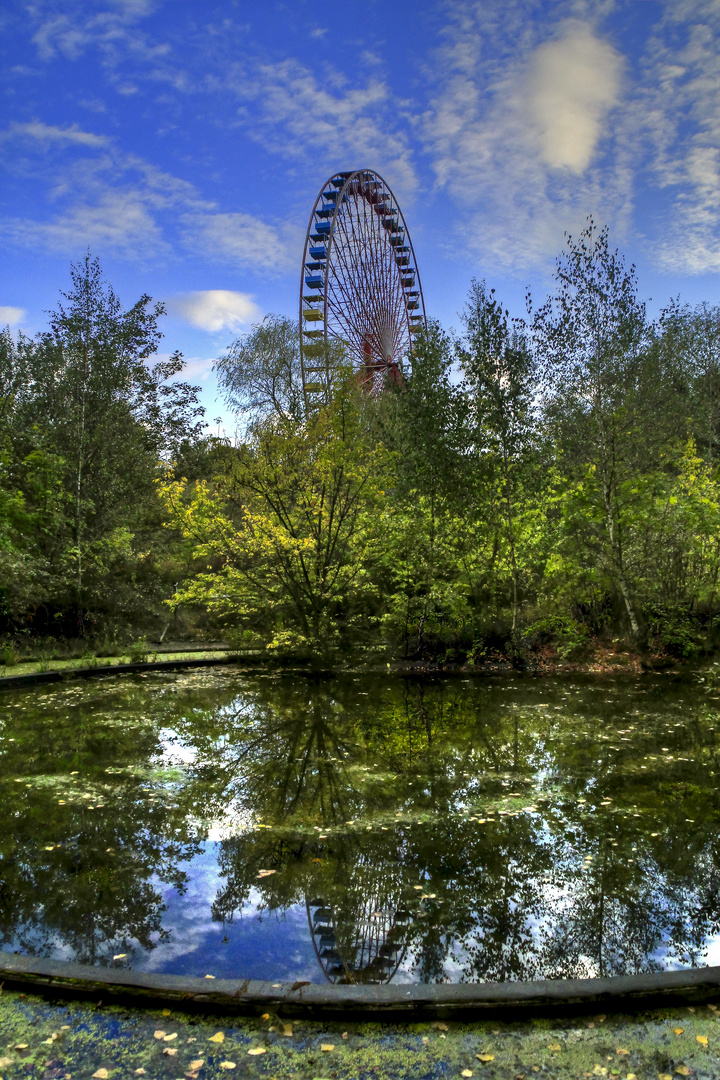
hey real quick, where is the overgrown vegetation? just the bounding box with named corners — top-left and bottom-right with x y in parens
top-left (4, 223), bottom-right (720, 666)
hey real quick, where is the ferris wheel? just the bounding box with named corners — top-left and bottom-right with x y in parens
top-left (299, 169), bottom-right (426, 408)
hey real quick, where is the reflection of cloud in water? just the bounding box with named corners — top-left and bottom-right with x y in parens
top-left (135, 843), bottom-right (317, 981)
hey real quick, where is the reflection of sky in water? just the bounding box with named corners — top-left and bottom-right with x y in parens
top-left (2, 669), bottom-right (720, 984)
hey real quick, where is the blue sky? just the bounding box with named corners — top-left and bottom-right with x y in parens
top-left (2, 0), bottom-right (719, 428)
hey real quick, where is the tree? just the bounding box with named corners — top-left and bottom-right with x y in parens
top-left (531, 219), bottom-right (653, 639)
top-left (0, 255), bottom-right (205, 634)
top-left (214, 315), bottom-right (305, 427)
top-left (458, 280), bottom-right (539, 642)
top-left (161, 372), bottom-right (391, 662)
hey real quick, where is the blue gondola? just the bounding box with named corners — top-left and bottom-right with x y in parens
top-left (309, 246), bottom-right (327, 260)
top-left (305, 275), bottom-right (323, 290)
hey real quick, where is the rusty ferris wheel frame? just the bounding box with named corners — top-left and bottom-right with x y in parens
top-left (299, 169), bottom-right (427, 410)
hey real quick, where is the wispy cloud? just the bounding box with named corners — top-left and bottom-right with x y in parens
top-left (182, 213), bottom-right (300, 274)
top-left (168, 291), bottom-right (261, 333)
top-left (640, 0), bottom-right (720, 272)
top-left (0, 306), bottom-right (26, 327)
top-left (421, 4), bottom-right (630, 270)
top-left (3, 121), bottom-right (110, 148)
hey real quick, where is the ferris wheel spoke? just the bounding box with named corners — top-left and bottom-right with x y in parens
top-left (299, 169), bottom-right (426, 406)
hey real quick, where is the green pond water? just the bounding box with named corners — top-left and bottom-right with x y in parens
top-left (1, 667), bottom-right (719, 986)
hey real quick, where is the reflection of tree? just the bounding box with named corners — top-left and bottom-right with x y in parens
top-left (0, 679), bottom-right (204, 965)
top-left (3, 670), bottom-right (720, 984)
top-left (181, 673), bottom-right (720, 984)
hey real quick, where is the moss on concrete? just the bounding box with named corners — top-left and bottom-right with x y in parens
top-left (2, 988), bottom-right (720, 1079)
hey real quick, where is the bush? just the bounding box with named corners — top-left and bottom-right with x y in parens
top-left (521, 616), bottom-right (591, 660)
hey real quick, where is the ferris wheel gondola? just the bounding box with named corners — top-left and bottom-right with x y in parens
top-left (299, 169), bottom-right (426, 409)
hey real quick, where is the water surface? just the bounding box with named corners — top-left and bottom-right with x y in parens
top-left (1, 668), bottom-right (719, 984)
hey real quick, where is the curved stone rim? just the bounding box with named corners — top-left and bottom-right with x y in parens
top-left (0, 655), bottom-right (249, 690)
top-left (1, 952), bottom-right (720, 1020)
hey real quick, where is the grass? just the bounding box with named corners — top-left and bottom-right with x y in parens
top-left (0, 649), bottom-right (235, 680)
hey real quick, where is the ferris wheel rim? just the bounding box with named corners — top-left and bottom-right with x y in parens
top-left (299, 168), bottom-right (426, 409)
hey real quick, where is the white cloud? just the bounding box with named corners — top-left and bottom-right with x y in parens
top-left (3, 121), bottom-right (110, 148)
top-left (421, 7), bottom-right (632, 270)
top-left (169, 291), bottom-right (261, 333)
top-left (0, 306), bottom-right (25, 327)
top-left (183, 212), bottom-right (299, 273)
top-left (525, 23), bottom-right (623, 173)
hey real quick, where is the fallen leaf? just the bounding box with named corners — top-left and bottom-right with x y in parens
top-left (697, 1035), bottom-right (708, 1045)
top-left (15, 1044), bottom-right (29, 1051)
top-left (616, 1048), bottom-right (630, 1055)
top-left (204, 974), bottom-right (215, 979)
top-left (626, 1074), bottom-right (637, 1079)
top-left (161, 1009), bottom-right (171, 1016)
top-left (209, 1032), bottom-right (225, 1043)
top-left (261, 1013), bottom-right (270, 1021)
top-left (61, 1026), bottom-right (70, 1030)
top-left (0, 1059), bottom-right (13, 1070)
top-left (549, 1043), bottom-right (562, 1051)
top-left (341, 1031), bottom-right (348, 1040)
top-left (433, 1022), bottom-right (448, 1031)
top-left (462, 1072), bottom-right (473, 1077)
top-left (134, 1071), bottom-right (146, 1076)
top-left (282, 1023), bottom-right (292, 1037)
top-left (271, 983), bottom-right (282, 988)
top-left (673, 1028), bottom-right (684, 1035)
top-left (247, 1048), bottom-right (266, 1056)
top-left (92, 1071), bottom-right (109, 1079)
top-left (477, 1055), bottom-right (495, 1063)
top-left (113, 954), bottom-right (127, 960)
top-left (256, 869), bottom-right (276, 877)
top-left (321, 1044), bottom-right (335, 1052)
top-left (219, 1062), bottom-right (236, 1070)
top-left (163, 1033), bottom-right (177, 1042)
top-left (163, 1047), bottom-right (177, 1056)
top-left (188, 1060), bottom-right (204, 1070)
top-left (675, 1067), bottom-right (692, 1076)
top-left (658, 1074), bottom-right (672, 1080)
top-left (44, 845), bottom-right (54, 851)
top-left (153, 1030), bottom-right (166, 1040)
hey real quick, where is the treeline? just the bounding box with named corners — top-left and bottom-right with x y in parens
top-left (4, 224), bottom-right (720, 664)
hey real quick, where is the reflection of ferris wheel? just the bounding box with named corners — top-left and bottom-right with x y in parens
top-left (306, 895), bottom-right (411, 985)
top-left (299, 169), bottom-right (426, 409)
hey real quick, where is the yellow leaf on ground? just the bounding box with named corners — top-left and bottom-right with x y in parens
top-left (697, 1035), bottom-right (708, 1045)
top-left (321, 1044), bottom-right (335, 1051)
top-left (92, 1071), bottom-right (109, 1079)
top-left (476, 1054), bottom-right (494, 1062)
top-left (673, 1028), bottom-right (684, 1035)
top-left (153, 1031), bottom-right (166, 1040)
top-left (219, 1062), bottom-right (236, 1070)
top-left (189, 1061), bottom-right (204, 1070)
top-left (247, 1048), bottom-right (266, 1056)
top-left (208, 1032), bottom-right (225, 1043)
top-left (616, 1048), bottom-right (630, 1055)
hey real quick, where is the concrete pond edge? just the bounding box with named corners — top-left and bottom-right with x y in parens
top-left (0, 655), bottom-right (252, 689)
top-left (1, 952), bottom-right (720, 1022)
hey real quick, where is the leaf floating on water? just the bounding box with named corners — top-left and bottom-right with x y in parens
top-left (15, 1044), bottom-right (29, 1051)
top-left (476, 1053), bottom-right (494, 1062)
top-left (163, 1033), bottom-right (177, 1041)
top-left (676, 1067), bottom-right (692, 1076)
top-left (697, 1035), bottom-right (708, 1045)
top-left (615, 1047), bottom-right (629, 1055)
top-left (161, 1009), bottom-right (171, 1017)
top-left (204, 974), bottom-right (215, 979)
top-left (153, 1030), bottom-right (166, 1040)
top-left (219, 1061), bottom-right (236, 1068)
top-left (261, 1013), bottom-right (270, 1021)
top-left (256, 869), bottom-right (276, 878)
top-left (282, 1023), bottom-right (292, 1037)
top-left (113, 954), bottom-right (127, 960)
top-left (432, 1022), bottom-right (448, 1031)
top-left (673, 1028), bottom-right (684, 1035)
top-left (271, 983), bottom-right (282, 988)
top-left (548, 1043), bottom-right (562, 1051)
top-left (189, 1060), bottom-right (205, 1070)
top-left (321, 1044), bottom-right (335, 1052)
top-left (134, 1071), bottom-right (146, 1076)
top-left (92, 1071), bottom-right (109, 1079)
top-left (247, 1048), bottom-right (266, 1056)
top-left (209, 1032), bottom-right (225, 1043)
top-left (163, 1047), bottom-right (178, 1056)
top-left (413, 885), bottom-right (423, 891)
top-left (44, 845), bottom-right (54, 851)
top-left (462, 1071), bottom-right (473, 1077)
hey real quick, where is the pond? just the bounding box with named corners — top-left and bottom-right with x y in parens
top-left (1, 667), bottom-right (719, 986)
